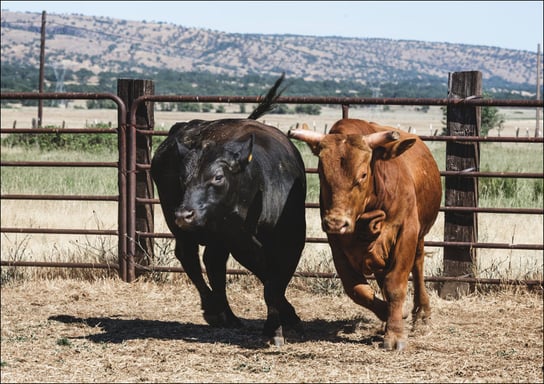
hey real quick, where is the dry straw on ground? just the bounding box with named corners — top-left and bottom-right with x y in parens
top-left (1, 275), bottom-right (542, 383)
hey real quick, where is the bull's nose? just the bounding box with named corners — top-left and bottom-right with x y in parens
top-left (175, 209), bottom-right (195, 224)
top-left (322, 216), bottom-right (352, 234)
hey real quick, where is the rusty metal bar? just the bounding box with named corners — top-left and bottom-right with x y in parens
top-left (440, 170), bottom-right (543, 179)
top-left (3, 259), bottom-right (541, 288)
top-left (129, 264), bottom-right (542, 287)
top-left (2, 227), bottom-right (117, 235)
top-left (1, 194), bottom-right (118, 201)
top-left (439, 206), bottom-right (543, 214)
top-left (135, 164), bottom-right (541, 190)
top-left (420, 135), bottom-right (544, 143)
top-left (135, 230), bottom-right (542, 251)
top-left (2, 259), bottom-right (538, 287)
top-left (424, 240), bottom-right (543, 251)
top-left (303, 237), bottom-right (544, 251)
top-left (1, 161), bottom-right (117, 167)
top-left (0, 92), bottom-right (125, 101)
top-left (304, 167), bottom-right (543, 179)
top-left (0, 128), bottom-right (118, 134)
top-left (120, 94), bottom-right (544, 108)
top-left (136, 197), bottom-right (542, 215)
top-left (0, 260), bottom-right (119, 270)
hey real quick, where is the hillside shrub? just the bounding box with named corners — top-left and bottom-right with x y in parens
top-left (1, 122), bottom-right (117, 153)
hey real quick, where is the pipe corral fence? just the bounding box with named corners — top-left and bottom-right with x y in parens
top-left (1, 74), bottom-right (543, 291)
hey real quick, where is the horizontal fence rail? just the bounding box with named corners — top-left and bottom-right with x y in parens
top-left (1, 89), bottom-right (543, 288)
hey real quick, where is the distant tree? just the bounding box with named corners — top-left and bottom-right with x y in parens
top-left (176, 102), bottom-right (200, 112)
top-left (201, 103), bottom-right (214, 112)
top-left (295, 104), bottom-right (321, 116)
top-left (87, 99), bottom-right (117, 109)
top-left (75, 68), bottom-right (94, 84)
top-left (268, 104), bottom-right (291, 114)
top-left (480, 103), bottom-right (504, 136)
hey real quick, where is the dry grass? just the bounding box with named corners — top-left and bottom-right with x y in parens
top-left (1, 276), bottom-right (542, 383)
top-left (1, 104), bottom-right (539, 136)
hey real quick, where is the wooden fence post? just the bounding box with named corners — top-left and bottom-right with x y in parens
top-left (117, 79), bottom-right (155, 278)
top-left (440, 71), bottom-right (481, 299)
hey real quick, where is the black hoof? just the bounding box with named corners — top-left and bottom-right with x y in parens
top-left (203, 311), bottom-right (243, 328)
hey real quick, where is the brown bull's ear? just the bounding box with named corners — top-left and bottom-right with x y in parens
top-left (366, 131), bottom-right (416, 160)
top-left (387, 137), bottom-right (416, 158)
top-left (288, 124), bottom-right (324, 155)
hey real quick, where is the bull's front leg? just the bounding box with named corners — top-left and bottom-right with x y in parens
top-left (174, 238), bottom-right (215, 320)
top-left (330, 244), bottom-right (389, 323)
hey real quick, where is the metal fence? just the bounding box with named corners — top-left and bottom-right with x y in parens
top-left (1, 88), bottom-right (543, 287)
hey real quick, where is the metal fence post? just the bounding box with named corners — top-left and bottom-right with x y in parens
top-left (440, 71), bottom-right (481, 299)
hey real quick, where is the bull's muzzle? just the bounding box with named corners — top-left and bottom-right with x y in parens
top-left (175, 208), bottom-right (195, 227)
top-left (322, 215), bottom-right (353, 234)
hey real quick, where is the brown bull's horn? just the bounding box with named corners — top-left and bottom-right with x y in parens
top-left (364, 130), bottom-right (400, 149)
top-left (288, 128), bottom-right (325, 143)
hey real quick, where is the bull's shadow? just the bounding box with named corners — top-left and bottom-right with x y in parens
top-left (48, 314), bottom-right (380, 348)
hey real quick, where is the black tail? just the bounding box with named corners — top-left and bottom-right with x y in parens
top-left (247, 73), bottom-right (286, 120)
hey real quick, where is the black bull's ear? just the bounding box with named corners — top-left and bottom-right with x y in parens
top-left (226, 133), bottom-right (254, 172)
top-left (175, 137), bottom-right (191, 158)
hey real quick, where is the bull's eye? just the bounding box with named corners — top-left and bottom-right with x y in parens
top-left (212, 172), bottom-right (225, 186)
top-left (355, 172), bottom-right (368, 186)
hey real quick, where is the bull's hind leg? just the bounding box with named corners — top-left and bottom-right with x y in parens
top-left (262, 263), bottom-right (303, 346)
top-left (251, 254), bottom-right (302, 346)
top-left (381, 228), bottom-right (421, 351)
top-left (202, 244), bottom-right (242, 328)
top-left (411, 238), bottom-right (431, 326)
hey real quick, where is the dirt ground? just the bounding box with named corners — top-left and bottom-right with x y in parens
top-left (1, 276), bottom-right (542, 383)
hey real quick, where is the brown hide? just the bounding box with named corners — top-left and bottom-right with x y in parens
top-left (288, 118), bottom-right (442, 350)
top-left (320, 119), bottom-right (441, 238)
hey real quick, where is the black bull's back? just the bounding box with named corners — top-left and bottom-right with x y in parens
top-left (150, 118), bottom-right (307, 346)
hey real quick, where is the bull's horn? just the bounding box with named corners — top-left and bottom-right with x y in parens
top-left (364, 130), bottom-right (400, 149)
top-left (288, 128), bottom-right (325, 143)
top-left (288, 128), bottom-right (324, 155)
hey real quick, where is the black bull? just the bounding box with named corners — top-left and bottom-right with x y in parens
top-left (150, 79), bottom-right (307, 346)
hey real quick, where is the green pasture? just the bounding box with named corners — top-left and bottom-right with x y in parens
top-left (1, 132), bottom-right (542, 208)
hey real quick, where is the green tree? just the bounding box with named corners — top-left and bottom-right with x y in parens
top-left (480, 103), bottom-right (504, 136)
top-left (294, 104), bottom-right (321, 115)
top-left (440, 93), bottom-right (504, 136)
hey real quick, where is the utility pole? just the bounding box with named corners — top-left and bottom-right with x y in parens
top-left (536, 44), bottom-right (541, 137)
top-left (38, 11), bottom-right (46, 128)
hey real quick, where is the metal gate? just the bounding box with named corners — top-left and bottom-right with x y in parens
top-left (1, 88), bottom-right (543, 287)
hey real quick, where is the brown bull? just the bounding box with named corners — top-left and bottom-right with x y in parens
top-left (289, 118), bottom-right (441, 350)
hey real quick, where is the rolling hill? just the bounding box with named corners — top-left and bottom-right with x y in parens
top-left (1, 9), bottom-right (541, 93)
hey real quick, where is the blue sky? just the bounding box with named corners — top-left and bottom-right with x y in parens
top-left (2, 1), bottom-right (543, 52)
